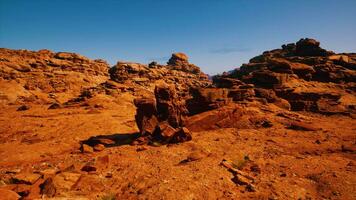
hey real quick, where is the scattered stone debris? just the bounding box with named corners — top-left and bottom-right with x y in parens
top-left (221, 159), bottom-right (256, 192)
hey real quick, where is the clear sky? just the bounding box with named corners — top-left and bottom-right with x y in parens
top-left (1, 0), bottom-right (356, 74)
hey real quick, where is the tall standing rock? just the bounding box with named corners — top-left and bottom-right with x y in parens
top-left (134, 98), bottom-right (158, 136)
top-left (134, 83), bottom-right (191, 143)
top-left (154, 83), bottom-right (187, 128)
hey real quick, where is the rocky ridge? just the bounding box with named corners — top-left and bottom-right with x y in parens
top-left (213, 38), bottom-right (356, 115)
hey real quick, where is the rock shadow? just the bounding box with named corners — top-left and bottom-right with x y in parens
top-left (81, 132), bottom-right (140, 148)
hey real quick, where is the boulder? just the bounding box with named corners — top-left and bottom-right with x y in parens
top-left (0, 189), bottom-right (20, 200)
top-left (93, 144), bottom-right (105, 151)
top-left (81, 144), bottom-right (94, 153)
top-left (134, 98), bottom-right (158, 135)
top-left (295, 38), bottom-right (332, 56)
top-left (167, 53), bottom-right (201, 74)
top-left (167, 53), bottom-right (189, 66)
top-left (157, 121), bottom-right (177, 139)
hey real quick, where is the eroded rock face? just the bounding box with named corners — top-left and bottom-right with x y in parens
top-left (155, 84), bottom-right (187, 127)
top-left (134, 98), bottom-right (158, 135)
top-left (186, 87), bottom-right (231, 115)
top-left (134, 84), bottom-right (191, 144)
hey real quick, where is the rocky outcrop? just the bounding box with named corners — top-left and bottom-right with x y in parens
top-left (108, 53), bottom-right (211, 99)
top-left (0, 48), bottom-right (109, 104)
top-left (215, 38), bottom-right (356, 115)
top-left (0, 49), bottom-right (211, 107)
top-left (295, 38), bottom-right (333, 57)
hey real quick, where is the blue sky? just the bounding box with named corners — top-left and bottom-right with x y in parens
top-left (1, 0), bottom-right (356, 74)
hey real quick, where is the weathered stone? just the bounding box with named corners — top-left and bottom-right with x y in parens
top-left (213, 77), bottom-right (244, 88)
top-left (228, 88), bottom-right (255, 101)
top-left (39, 168), bottom-right (59, 177)
top-left (81, 165), bottom-right (97, 172)
top-left (93, 144), bottom-right (105, 151)
top-left (17, 105), bottom-right (30, 111)
top-left (267, 58), bottom-right (315, 79)
top-left (134, 98), bottom-right (158, 135)
top-left (48, 103), bottom-right (61, 109)
top-left (11, 173), bottom-right (41, 185)
top-left (295, 38), bottom-right (331, 56)
top-left (172, 127), bottom-right (192, 143)
top-left (157, 121), bottom-right (177, 139)
top-left (328, 55), bottom-right (349, 63)
top-left (155, 84), bottom-right (185, 128)
top-left (52, 172), bottom-right (81, 190)
top-left (81, 144), bottom-right (93, 153)
top-left (167, 52), bottom-right (201, 74)
top-left (109, 62), bottom-right (148, 82)
top-left (96, 138), bottom-right (115, 145)
top-left (288, 121), bottom-right (321, 131)
top-left (250, 70), bottom-right (291, 88)
top-left (187, 87), bottom-right (230, 115)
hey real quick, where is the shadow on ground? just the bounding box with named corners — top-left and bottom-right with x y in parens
top-left (81, 132), bottom-right (141, 148)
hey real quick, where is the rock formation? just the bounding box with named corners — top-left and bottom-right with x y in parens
top-left (134, 83), bottom-right (191, 144)
top-left (0, 48), bottom-right (109, 104)
top-left (214, 38), bottom-right (356, 115)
